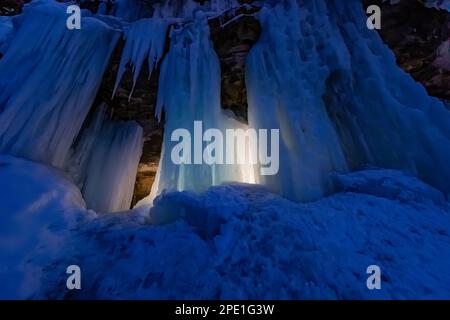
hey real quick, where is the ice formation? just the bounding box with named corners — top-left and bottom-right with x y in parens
top-left (0, 0), bottom-right (120, 168)
top-left (1, 0), bottom-right (449, 212)
top-left (68, 105), bottom-right (144, 213)
top-left (245, 0), bottom-right (450, 201)
top-left (110, 0), bottom-right (153, 22)
top-left (0, 16), bottom-right (13, 50)
top-left (152, 0), bottom-right (240, 19)
top-left (389, 0), bottom-right (450, 11)
top-left (246, 1), bottom-right (349, 202)
top-left (422, 0), bottom-right (450, 11)
top-left (113, 18), bottom-right (168, 98)
top-left (143, 11), bottom-right (255, 203)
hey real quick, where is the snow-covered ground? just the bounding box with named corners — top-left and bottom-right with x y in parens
top-left (1, 155), bottom-right (449, 299)
top-left (0, 156), bottom-right (91, 299)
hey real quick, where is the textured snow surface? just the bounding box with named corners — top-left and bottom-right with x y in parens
top-left (0, 156), bottom-right (90, 299)
top-left (1, 156), bottom-right (449, 299)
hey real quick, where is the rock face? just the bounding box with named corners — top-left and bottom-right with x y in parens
top-left (0, 0), bottom-right (29, 15)
top-left (365, 0), bottom-right (450, 102)
top-left (210, 6), bottom-right (261, 123)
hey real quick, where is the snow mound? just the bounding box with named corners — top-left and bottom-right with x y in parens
top-left (0, 155), bottom-right (89, 299)
top-left (29, 169), bottom-right (450, 299)
top-left (334, 169), bottom-right (448, 204)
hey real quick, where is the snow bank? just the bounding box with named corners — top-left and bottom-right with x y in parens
top-left (0, 155), bottom-right (89, 299)
top-left (334, 168), bottom-right (448, 204)
top-left (31, 169), bottom-right (450, 299)
top-left (0, 0), bottom-right (120, 168)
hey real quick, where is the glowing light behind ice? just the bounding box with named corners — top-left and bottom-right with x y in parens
top-left (140, 11), bottom-right (255, 204)
top-left (2, 0), bottom-right (450, 213)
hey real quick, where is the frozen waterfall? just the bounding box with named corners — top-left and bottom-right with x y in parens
top-left (245, 0), bottom-right (450, 200)
top-left (68, 105), bottom-right (143, 213)
top-left (0, 0), bottom-right (120, 168)
top-left (141, 11), bottom-right (256, 204)
top-left (246, 1), bottom-right (349, 202)
top-left (1, 0), bottom-right (450, 213)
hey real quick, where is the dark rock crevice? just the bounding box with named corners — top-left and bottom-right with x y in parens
top-left (211, 12), bottom-right (261, 123)
top-left (0, 0), bottom-right (29, 16)
top-left (90, 38), bottom-right (166, 207)
top-left (364, 0), bottom-right (450, 102)
top-left (88, 6), bottom-right (261, 206)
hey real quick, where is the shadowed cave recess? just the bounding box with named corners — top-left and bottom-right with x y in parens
top-left (0, 0), bottom-right (449, 213)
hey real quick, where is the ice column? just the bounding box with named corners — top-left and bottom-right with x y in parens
top-left (0, 1), bottom-right (120, 168)
top-left (246, 1), bottom-right (349, 202)
top-left (68, 105), bottom-right (144, 213)
top-left (323, 0), bottom-right (450, 195)
top-left (144, 11), bottom-right (255, 203)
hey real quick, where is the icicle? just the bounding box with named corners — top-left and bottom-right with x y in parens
top-left (68, 104), bottom-right (144, 213)
top-left (113, 18), bottom-right (168, 99)
top-left (139, 10), bottom-right (255, 206)
top-left (0, 0), bottom-right (120, 168)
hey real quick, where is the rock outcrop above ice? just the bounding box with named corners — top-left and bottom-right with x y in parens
top-left (365, 0), bottom-right (450, 102)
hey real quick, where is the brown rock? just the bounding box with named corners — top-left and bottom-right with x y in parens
top-left (365, 0), bottom-right (450, 102)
